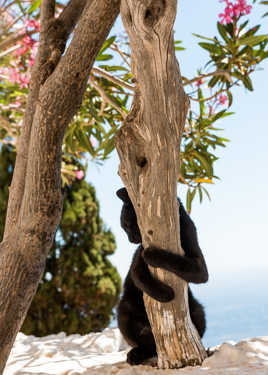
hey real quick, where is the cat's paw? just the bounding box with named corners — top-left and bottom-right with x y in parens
top-left (143, 247), bottom-right (163, 268)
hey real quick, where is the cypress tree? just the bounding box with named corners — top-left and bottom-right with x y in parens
top-left (0, 146), bottom-right (121, 336)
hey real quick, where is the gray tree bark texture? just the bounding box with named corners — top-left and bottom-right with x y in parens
top-left (115, 0), bottom-right (207, 369)
top-left (0, 0), bottom-right (120, 373)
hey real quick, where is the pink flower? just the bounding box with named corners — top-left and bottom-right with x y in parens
top-left (15, 34), bottom-right (36, 60)
top-left (218, 94), bottom-right (228, 105)
top-left (0, 67), bottom-right (8, 76)
top-left (75, 170), bottom-right (84, 180)
top-left (27, 43), bottom-right (38, 67)
top-left (218, 0), bottom-right (252, 24)
top-left (18, 73), bottom-right (30, 88)
top-left (25, 20), bottom-right (40, 31)
top-left (31, 44), bottom-right (38, 59)
top-left (7, 67), bottom-right (29, 88)
top-left (22, 35), bottom-right (35, 48)
top-left (15, 46), bottom-right (28, 58)
top-left (8, 67), bottom-right (20, 85)
top-left (196, 78), bottom-right (204, 87)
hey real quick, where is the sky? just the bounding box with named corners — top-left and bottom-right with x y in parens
top-left (85, 0), bottom-right (268, 345)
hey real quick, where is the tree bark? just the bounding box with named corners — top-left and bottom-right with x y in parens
top-left (115, 0), bottom-right (207, 368)
top-left (0, 0), bottom-right (120, 373)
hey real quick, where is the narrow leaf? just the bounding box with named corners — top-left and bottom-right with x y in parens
top-left (237, 35), bottom-right (268, 46)
top-left (217, 22), bottom-right (230, 44)
top-left (99, 36), bottom-right (116, 54)
top-left (193, 33), bottom-right (216, 42)
top-left (28, 0), bottom-right (41, 13)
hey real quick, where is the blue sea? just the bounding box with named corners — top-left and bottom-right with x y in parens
top-left (192, 270), bottom-right (268, 347)
top-left (113, 270), bottom-right (268, 348)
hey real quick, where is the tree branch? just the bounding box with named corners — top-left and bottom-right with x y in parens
top-left (89, 77), bottom-right (127, 118)
top-left (0, 44), bottom-right (20, 58)
top-left (40, 0), bottom-right (55, 32)
top-left (182, 70), bottom-right (233, 86)
top-left (0, 0), bottom-right (120, 372)
top-left (58, 0), bottom-right (87, 37)
top-left (92, 66), bottom-right (134, 91)
top-left (111, 43), bottom-right (131, 67)
top-left (18, 0), bottom-right (121, 234)
top-left (3, 4), bottom-right (50, 236)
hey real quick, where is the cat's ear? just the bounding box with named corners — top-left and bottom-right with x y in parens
top-left (116, 188), bottom-right (129, 202)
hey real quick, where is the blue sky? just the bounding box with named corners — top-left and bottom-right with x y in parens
top-left (86, 0), bottom-right (268, 293)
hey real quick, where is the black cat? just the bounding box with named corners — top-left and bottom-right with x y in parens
top-left (116, 188), bottom-right (208, 365)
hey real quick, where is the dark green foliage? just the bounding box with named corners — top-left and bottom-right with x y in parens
top-left (0, 145), bottom-right (15, 237)
top-left (0, 146), bottom-right (121, 336)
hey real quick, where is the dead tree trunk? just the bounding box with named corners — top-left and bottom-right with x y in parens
top-left (0, 0), bottom-right (120, 373)
top-left (115, 0), bottom-right (207, 368)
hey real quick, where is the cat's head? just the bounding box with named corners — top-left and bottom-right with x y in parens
top-left (116, 188), bottom-right (142, 244)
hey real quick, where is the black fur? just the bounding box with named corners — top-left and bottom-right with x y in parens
top-left (116, 188), bottom-right (208, 365)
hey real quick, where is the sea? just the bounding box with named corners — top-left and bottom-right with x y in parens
top-left (192, 270), bottom-right (268, 347)
top-left (112, 269), bottom-right (268, 349)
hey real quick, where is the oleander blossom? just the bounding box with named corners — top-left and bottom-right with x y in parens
top-left (7, 18), bottom-right (39, 88)
top-left (218, 94), bottom-right (228, 105)
top-left (75, 170), bottom-right (84, 180)
top-left (196, 78), bottom-right (204, 87)
top-left (1, 67), bottom-right (30, 88)
top-left (219, 0), bottom-right (252, 24)
top-left (24, 20), bottom-right (40, 31)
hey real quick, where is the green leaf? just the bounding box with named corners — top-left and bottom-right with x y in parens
top-left (198, 88), bottom-right (205, 116)
top-left (28, 0), bottom-right (41, 13)
top-left (77, 130), bottom-right (96, 155)
top-left (192, 151), bottom-right (213, 176)
top-left (64, 125), bottom-right (77, 152)
top-left (16, 0), bottom-right (25, 14)
top-left (217, 22), bottom-right (230, 44)
top-left (242, 25), bottom-right (261, 38)
top-left (193, 33), bottom-right (216, 42)
top-left (237, 45), bottom-right (252, 58)
top-left (96, 54), bottom-right (113, 61)
top-left (227, 91), bottom-right (233, 107)
top-left (103, 137), bottom-right (115, 157)
top-left (201, 186), bottom-right (211, 201)
top-left (208, 75), bottom-right (221, 88)
top-left (186, 188), bottom-right (196, 213)
top-left (232, 70), bottom-right (253, 91)
top-left (212, 110), bottom-right (234, 122)
top-left (98, 65), bottom-right (128, 72)
top-left (239, 20), bottom-right (249, 33)
top-left (198, 185), bottom-right (203, 203)
top-left (237, 35), bottom-right (268, 47)
top-left (99, 36), bottom-right (116, 54)
top-left (242, 75), bottom-right (254, 91)
top-left (199, 42), bottom-right (221, 54)
top-left (225, 22), bottom-right (234, 38)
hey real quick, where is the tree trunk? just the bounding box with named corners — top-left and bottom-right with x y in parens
top-left (115, 0), bottom-right (207, 368)
top-left (0, 0), bottom-right (120, 373)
